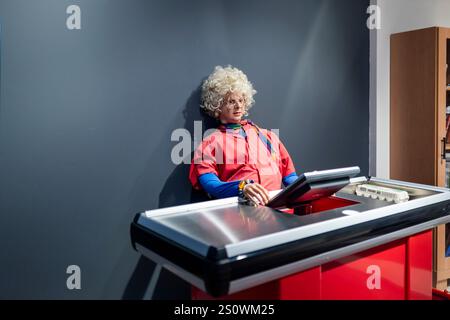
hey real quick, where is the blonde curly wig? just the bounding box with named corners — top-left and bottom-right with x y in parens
top-left (200, 65), bottom-right (257, 119)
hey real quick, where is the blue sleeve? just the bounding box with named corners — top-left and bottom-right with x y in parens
top-left (198, 173), bottom-right (240, 199)
top-left (283, 172), bottom-right (298, 187)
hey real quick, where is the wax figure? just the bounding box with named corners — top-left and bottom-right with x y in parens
top-left (189, 65), bottom-right (298, 205)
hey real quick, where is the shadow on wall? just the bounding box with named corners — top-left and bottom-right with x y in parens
top-left (123, 83), bottom-right (218, 300)
top-left (158, 84), bottom-right (218, 208)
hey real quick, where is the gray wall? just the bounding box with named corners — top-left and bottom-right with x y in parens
top-left (0, 0), bottom-right (369, 299)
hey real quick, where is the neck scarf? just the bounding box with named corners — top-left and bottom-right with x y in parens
top-left (219, 120), bottom-right (276, 159)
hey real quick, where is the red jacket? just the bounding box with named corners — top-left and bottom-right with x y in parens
top-left (189, 120), bottom-right (296, 191)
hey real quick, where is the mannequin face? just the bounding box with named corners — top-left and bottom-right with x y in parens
top-left (218, 92), bottom-right (246, 124)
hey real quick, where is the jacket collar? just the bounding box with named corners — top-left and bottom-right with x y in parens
top-left (218, 119), bottom-right (252, 132)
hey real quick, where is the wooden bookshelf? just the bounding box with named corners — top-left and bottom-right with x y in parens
top-left (391, 27), bottom-right (450, 290)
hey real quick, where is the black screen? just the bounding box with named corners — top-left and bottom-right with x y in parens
top-left (268, 167), bottom-right (360, 209)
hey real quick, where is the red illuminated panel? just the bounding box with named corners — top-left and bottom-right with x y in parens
top-left (321, 240), bottom-right (406, 300)
top-left (406, 230), bottom-right (432, 300)
top-left (280, 196), bottom-right (359, 215)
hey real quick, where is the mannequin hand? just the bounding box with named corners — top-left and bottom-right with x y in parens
top-left (243, 183), bottom-right (270, 205)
